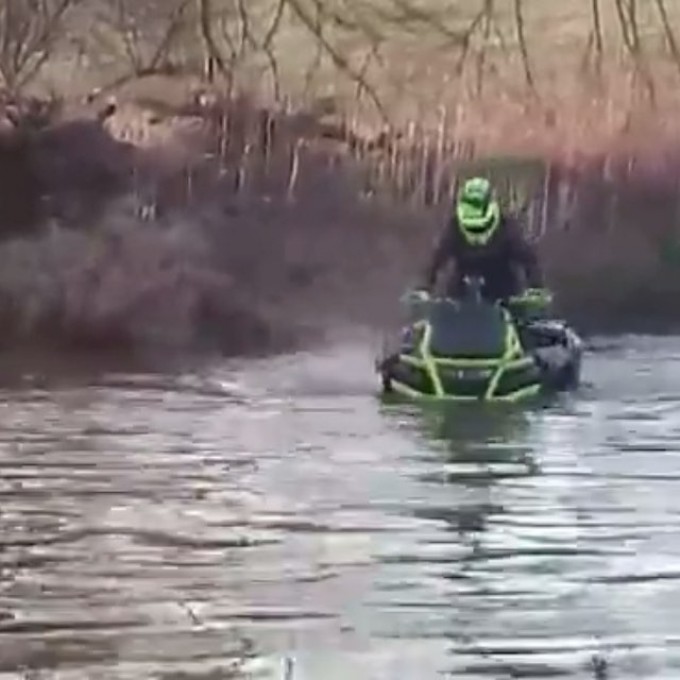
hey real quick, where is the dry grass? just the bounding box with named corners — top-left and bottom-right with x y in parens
top-left (16, 0), bottom-right (680, 153)
top-left (0, 0), bottom-right (679, 344)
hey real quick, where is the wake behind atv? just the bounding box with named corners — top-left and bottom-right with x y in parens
top-left (377, 278), bottom-right (582, 402)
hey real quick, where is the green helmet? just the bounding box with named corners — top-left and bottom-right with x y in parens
top-left (456, 176), bottom-right (500, 245)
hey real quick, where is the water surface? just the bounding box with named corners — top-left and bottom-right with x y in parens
top-left (1, 336), bottom-right (680, 679)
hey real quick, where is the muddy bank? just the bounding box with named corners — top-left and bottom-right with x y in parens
top-left (0, 94), bottom-right (301, 360)
top-left (0, 88), bottom-right (431, 359)
top-left (0, 83), bottom-right (678, 363)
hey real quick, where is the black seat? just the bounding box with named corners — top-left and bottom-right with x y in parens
top-left (427, 300), bottom-right (509, 359)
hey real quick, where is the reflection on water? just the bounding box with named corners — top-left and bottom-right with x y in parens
top-left (402, 403), bottom-right (537, 540)
top-left (0, 337), bottom-right (679, 679)
top-left (378, 349), bottom-right (680, 679)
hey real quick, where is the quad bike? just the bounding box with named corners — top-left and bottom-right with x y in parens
top-left (376, 276), bottom-right (583, 402)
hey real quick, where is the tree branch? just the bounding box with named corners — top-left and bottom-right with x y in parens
top-left (287, 0), bottom-right (388, 121)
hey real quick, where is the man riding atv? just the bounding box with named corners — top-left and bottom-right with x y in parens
top-left (377, 176), bottom-right (582, 399)
top-left (419, 176), bottom-right (545, 304)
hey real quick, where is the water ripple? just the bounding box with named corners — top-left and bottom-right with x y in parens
top-left (0, 336), bottom-right (679, 678)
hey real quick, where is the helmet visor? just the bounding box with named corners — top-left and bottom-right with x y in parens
top-left (462, 193), bottom-right (490, 212)
top-left (457, 199), bottom-right (500, 235)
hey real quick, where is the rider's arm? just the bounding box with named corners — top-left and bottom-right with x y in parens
top-left (422, 222), bottom-right (457, 290)
top-left (506, 218), bottom-right (544, 288)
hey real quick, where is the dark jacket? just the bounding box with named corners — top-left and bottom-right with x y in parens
top-left (423, 213), bottom-right (543, 301)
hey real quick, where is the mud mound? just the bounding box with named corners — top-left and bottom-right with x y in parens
top-left (0, 205), bottom-right (289, 357)
top-left (0, 97), bottom-right (135, 234)
top-left (0, 94), bottom-right (299, 359)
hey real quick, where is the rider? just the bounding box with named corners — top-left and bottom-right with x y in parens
top-left (420, 176), bottom-right (545, 303)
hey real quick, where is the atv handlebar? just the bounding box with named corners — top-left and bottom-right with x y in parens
top-left (401, 287), bottom-right (553, 308)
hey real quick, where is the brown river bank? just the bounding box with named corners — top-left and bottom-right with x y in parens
top-left (0, 80), bottom-right (678, 361)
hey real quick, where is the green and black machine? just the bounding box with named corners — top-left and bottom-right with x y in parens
top-left (376, 277), bottom-right (582, 403)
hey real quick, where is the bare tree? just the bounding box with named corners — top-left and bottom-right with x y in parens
top-left (197, 0), bottom-right (228, 83)
top-left (581, 0), bottom-right (604, 78)
top-left (86, 0), bottom-right (191, 87)
top-left (653, 0), bottom-right (680, 75)
top-left (512, 0), bottom-right (535, 95)
top-left (614, 0), bottom-right (656, 103)
top-left (287, 0), bottom-right (388, 119)
top-left (474, 0), bottom-right (496, 96)
top-left (0, 0), bottom-right (79, 93)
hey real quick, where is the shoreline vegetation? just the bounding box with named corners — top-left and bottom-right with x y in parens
top-left (1, 0), bottom-right (680, 356)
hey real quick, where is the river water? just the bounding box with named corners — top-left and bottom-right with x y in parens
top-left (1, 335), bottom-right (679, 680)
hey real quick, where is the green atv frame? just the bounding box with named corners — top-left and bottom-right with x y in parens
top-left (383, 288), bottom-right (551, 403)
